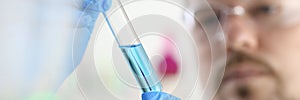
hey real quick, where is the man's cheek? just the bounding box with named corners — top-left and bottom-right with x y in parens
top-left (259, 25), bottom-right (300, 98)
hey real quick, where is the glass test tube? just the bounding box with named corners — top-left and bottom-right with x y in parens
top-left (102, 0), bottom-right (162, 92)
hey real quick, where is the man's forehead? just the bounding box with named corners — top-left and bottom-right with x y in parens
top-left (189, 0), bottom-right (300, 8)
top-left (204, 0), bottom-right (300, 11)
top-left (208, 0), bottom-right (246, 6)
top-left (207, 0), bottom-right (271, 7)
top-left (187, 0), bottom-right (250, 11)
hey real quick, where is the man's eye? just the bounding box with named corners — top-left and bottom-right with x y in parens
top-left (254, 5), bottom-right (278, 16)
top-left (203, 10), bottom-right (222, 23)
top-left (194, 9), bottom-right (223, 29)
top-left (213, 8), bottom-right (222, 20)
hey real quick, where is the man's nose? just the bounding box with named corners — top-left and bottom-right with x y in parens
top-left (225, 15), bottom-right (259, 53)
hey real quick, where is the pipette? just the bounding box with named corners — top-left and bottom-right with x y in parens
top-left (102, 0), bottom-right (162, 92)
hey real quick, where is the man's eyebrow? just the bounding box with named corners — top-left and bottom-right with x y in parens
top-left (195, 8), bottom-right (212, 14)
top-left (198, 1), bottom-right (229, 12)
top-left (194, 6), bottom-right (221, 15)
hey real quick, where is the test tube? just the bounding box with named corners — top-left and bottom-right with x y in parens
top-left (102, 0), bottom-right (162, 92)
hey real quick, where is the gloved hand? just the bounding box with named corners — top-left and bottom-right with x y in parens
top-left (142, 92), bottom-right (181, 100)
top-left (72, 0), bottom-right (112, 67)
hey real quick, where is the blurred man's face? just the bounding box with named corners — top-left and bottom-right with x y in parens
top-left (193, 0), bottom-right (300, 99)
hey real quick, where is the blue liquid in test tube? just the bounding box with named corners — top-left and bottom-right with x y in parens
top-left (102, 0), bottom-right (162, 92)
top-left (120, 44), bottom-right (162, 92)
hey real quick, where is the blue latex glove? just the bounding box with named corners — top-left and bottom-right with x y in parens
top-left (72, 0), bottom-right (112, 67)
top-left (142, 92), bottom-right (181, 100)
